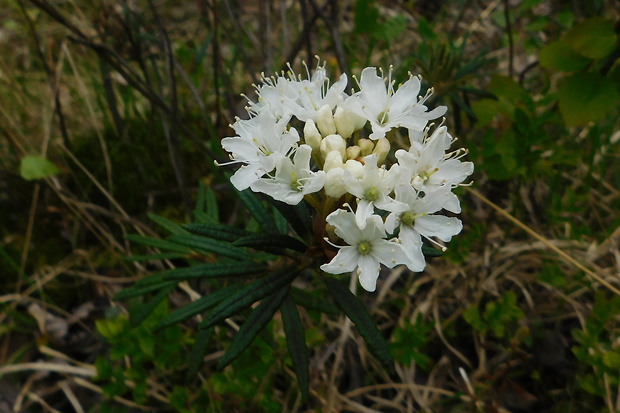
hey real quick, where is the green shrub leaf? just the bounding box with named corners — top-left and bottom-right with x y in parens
top-left (324, 276), bottom-right (395, 374)
top-left (186, 327), bottom-right (214, 380)
top-left (564, 17), bottom-right (617, 59)
top-left (539, 39), bottom-right (591, 72)
top-left (233, 233), bottom-right (307, 253)
top-left (233, 186), bottom-right (278, 233)
top-left (162, 262), bottom-right (265, 281)
top-left (217, 286), bottom-right (290, 370)
top-left (281, 294), bottom-right (310, 400)
top-left (20, 155), bottom-right (61, 181)
top-left (181, 222), bottom-right (251, 242)
top-left (290, 287), bottom-right (340, 315)
top-left (156, 284), bottom-right (244, 330)
top-left (199, 265), bottom-right (299, 330)
top-left (147, 213), bottom-right (189, 235)
top-left (559, 72), bottom-right (620, 126)
top-left (168, 234), bottom-right (252, 260)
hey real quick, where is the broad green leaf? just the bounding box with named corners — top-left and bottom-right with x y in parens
top-left (602, 351), bottom-right (620, 369)
top-left (162, 262), bottom-right (265, 281)
top-left (129, 284), bottom-right (175, 327)
top-left (20, 155), bottom-right (61, 180)
top-left (233, 233), bottom-right (307, 253)
top-left (168, 234), bottom-right (252, 261)
top-left (559, 72), bottom-right (620, 126)
top-left (199, 265), bottom-right (299, 330)
top-left (281, 294), bottom-right (310, 400)
top-left (471, 99), bottom-right (500, 127)
top-left (147, 213), bottom-right (189, 235)
top-left (324, 276), bottom-right (395, 374)
top-left (156, 284), bottom-right (243, 330)
top-left (564, 17), bottom-right (617, 59)
top-left (186, 327), bottom-right (214, 380)
top-left (234, 186), bottom-right (278, 233)
top-left (290, 287), bottom-right (339, 315)
top-left (181, 222), bottom-right (250, 242)
top-left (539, 39), bottom-right (591, 72)
top-left (217, 286), bottom-right (290, 370)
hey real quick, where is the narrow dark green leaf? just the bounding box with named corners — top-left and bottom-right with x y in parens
top-left (422, 244), bottom-right (444, 257)
top-left (234, 187), bottom-right (277, 233)
top-left (168, 234), bottom-right (252, 260)
top-left (163, 262), bottom-right (265, 281)
top-left (181, 223), bottom-right (250, 242)
top-left (291, 287), bottom-right (340, 315)
top-left (217, 286), bottom-right (290, 370)
top-left (115, 280), bottom-right (177, 300)
top-left (233, 233), bottom-right (307, 253)
top-left (199, 265), bottom-right (299, 330)
top-left (147, 213), bottom-right (189, 235)
top-left (186, 327), bottom-right (214, 381)
top-left (273, 205), bottom-right (289, 234)
top-left (324, 276), bottom-right (395, 374)
top-left (130, 284), bottom-right (175, 327)
top-left (269, 200), bottom-right (312, 240)
top-left (125, 234), bottom-right (195, 253)
top-left (205, 185), bottom-right (219, 222)
top-left (125, 252), bottom-right (188, 262)
top-left (156, 284), bottom-right (243, 330)
top-left (281, 294), bottom-right (310, 401)
top-left (193, 210), bottom-right (214, 224)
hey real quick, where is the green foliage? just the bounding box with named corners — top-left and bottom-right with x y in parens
top-left (19, 155), bottom-right (61, 180)
top-left (464, 291), bottom-right (525, 338)
top-left (572, 292), bottom-right (620, 399)
top-left (390, 314), bottom-right (433, 369)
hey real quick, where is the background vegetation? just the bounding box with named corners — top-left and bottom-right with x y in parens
top-left (1, 0), bottom-right (620, 411)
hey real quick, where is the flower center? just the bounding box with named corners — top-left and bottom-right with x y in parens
top-left (290, 172), bottom-right (303, 191)
top-left (377, 110), bottom-right (389, 125)
top-left (357, 241), bottom-right (372, 255)
top-left (401, 211), bottom-right (416, 226)
top-left (364, 186), bottom-right (379, 201)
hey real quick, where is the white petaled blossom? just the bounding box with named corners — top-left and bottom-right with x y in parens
top-left (251, 145), bottom-right (325, 205)
top-left (343, 154), bottom-right (408, 229)
top-left (342, 67), bottom-right (447, 140)
top-left (220, 58), bottom-right (473, 292)
top-left (320, 209), bottom-right (411, 292)
top-left (386, 185), bottom-right (463, 271)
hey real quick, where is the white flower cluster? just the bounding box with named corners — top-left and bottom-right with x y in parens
top-left (221, 59), bottom-right (473, 292)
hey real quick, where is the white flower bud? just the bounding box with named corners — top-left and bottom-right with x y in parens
top-left (316, 104), bottom-right (337, 136)
top-left (323, 150), bottom-right (344, 172)
top-left (372, 137), bottom-right (390, 165)
top-left (358, 138), bottom-right (374, 156)
top-left (303, 119), bottom-right (322, 152)
top-left (344, 159), bottom-right (364, 179)
top-left (324, 167), bottom-right (347, 198)
top-left (333, 106), bottom-right (355, 139)
top-left (320, 134), bottom-right (346, 160)
top-left (346, 145), bottom-right (361, 161)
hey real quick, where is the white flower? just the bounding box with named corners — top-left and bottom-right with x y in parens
top-left (221, 113), bottom-right (299, 190)
top-left (320, 209), bottom-right (410, 292)
top-left (342, 67), bottom-right (447, 140)
top-left (343, 154), bottom-right (408, 228)
top-left (386, 185), bottom-right (463, 270)
top-left (250, 145), bottom-right (325, 205)
top-left (395, 126), bottom-right (474, 212)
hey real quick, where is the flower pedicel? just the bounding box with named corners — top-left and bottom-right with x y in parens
top-left (219, 58), bottom-right (473, 292)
